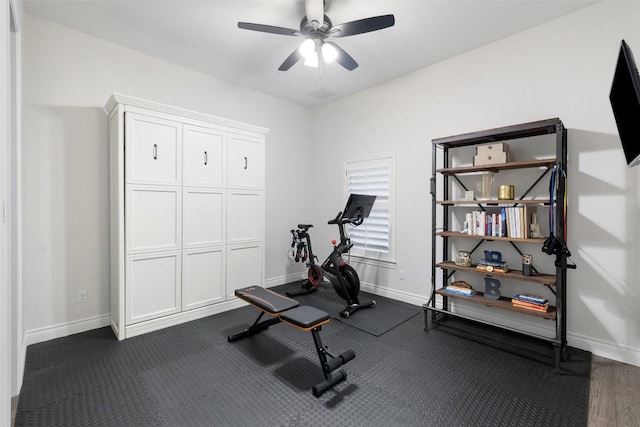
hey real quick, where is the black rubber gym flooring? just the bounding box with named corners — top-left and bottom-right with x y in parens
top-left (272, 282), bottom-right (421, 336)
top-left (15, 291), bottom-right (590, 426)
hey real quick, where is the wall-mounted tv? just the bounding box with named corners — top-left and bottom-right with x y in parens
top-left (610, 39), bottom-right (640, 167)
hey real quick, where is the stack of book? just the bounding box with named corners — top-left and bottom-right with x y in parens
top-left (463, 211), bottom-right (504, 237)
top-left (511, 294), bottom-right (549, 312)
top-left (476, 258), bottom-right (509, 273)
top-left (444, 281), bottom-right (476, 297)
top-left (462, 206), bottom-right (538, 239)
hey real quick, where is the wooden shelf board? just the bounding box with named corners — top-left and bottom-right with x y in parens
top-left (437, 231), bottom-right (546, 244)
top-left (436, 199), bottom-right (550, 206)
top-left (436, 261), bottom-right (556, 285)
top-left (435, 289), bottom-right (557, 320)
top-left (432, 118), bottom-right (562, 148)
top-left (436, 158), bottom-right (556, 175)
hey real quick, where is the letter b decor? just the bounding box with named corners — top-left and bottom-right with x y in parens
top-left (483, 277), bottom-right (501, 300)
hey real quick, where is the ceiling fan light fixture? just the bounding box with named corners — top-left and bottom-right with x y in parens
top-left (321, 42), bottom-right (338, 63)
top-left (299, 39), bottom-right (315, 59)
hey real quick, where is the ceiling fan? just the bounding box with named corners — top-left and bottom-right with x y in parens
top-left (238, 0), bottom-right (395, 71)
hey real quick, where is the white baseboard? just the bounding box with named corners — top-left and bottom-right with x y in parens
top-left (122, 299), bottom-right (246, 339)
top-left (569, 332), bottom-right (640, 367)
top-left (359, 281), bottom-right (425, 307)
top-left (24, 313), bottom-right (111, 348)
top-left (264, 272), bottom-right (305, 288)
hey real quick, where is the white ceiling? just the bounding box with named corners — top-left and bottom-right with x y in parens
top-left (24, 0), bottom-right (596, 108)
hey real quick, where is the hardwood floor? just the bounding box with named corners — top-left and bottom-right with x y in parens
top-left (11, 396), bottom-right (18, 427)
top-left (10, 354), bottom-right (639, 426)
top-left (588, 355), bottom-right (640, 427)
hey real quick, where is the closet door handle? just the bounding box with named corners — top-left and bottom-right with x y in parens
top-left (204, 151), bottom-right (208, 166)
top-left (153, 144), bottom-right (158, 160)
top-left (244, 156), bottom-right (248, 170)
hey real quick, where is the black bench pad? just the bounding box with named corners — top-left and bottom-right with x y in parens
top-left (281, 306), bottom-right (330, 329)
top-left (235, 286), bottom-right (299, 314)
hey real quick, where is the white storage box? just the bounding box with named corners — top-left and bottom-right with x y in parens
top-left (474, 143), bottom-right (512, 165)
top-left (476, 143), bottom-right (510, 154)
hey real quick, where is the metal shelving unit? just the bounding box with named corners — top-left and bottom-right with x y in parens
top-left (424, 118), bottom-right (571, 367)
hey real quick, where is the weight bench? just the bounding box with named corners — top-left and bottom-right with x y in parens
top-left (228, 286), bottom-right (356, 397)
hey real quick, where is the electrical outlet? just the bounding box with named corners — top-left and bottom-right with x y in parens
top-left (78, 290), bottom-right (88, 304)
top-left (399, 270), bottom-right (405, 280)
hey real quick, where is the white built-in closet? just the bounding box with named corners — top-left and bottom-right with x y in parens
top-left (105, 94), bottom-right (268, 340)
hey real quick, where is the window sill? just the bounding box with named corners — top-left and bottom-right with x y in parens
top-left (345, 254), bottom-right (396, 270)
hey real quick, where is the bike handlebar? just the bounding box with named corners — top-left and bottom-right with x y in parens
top-left (328, 212), bottom-right (342, 225)
top-left (328, 211), bottom-right (363, 226)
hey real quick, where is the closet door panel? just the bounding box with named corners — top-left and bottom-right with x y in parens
top-left (126, 186), bottom-right (181, 254)
top-left (183, 247), bottom-right (225, 310)
top-left (184, 125), bottom-right (225, 187)
top-left (126, 252), bottom-right (181, 324)
top-left (226, 244), bottom-right (262, 299)
top-left (126, 113), bottom-right (181, 185)
top-left (227, 191), bottom-right (261, 244)
top-left (183, 188), bottom-right (225, 248)
top-left (227, 134), bottom-right (263, 189)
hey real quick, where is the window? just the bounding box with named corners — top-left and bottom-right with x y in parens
top-left (344, 154), bottom-right (395, 264)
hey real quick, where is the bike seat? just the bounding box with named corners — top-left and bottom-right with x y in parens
top-left (298, 224), bottom-right (313, 230)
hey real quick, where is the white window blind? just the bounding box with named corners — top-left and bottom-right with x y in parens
top-left (345, 156), bottom-right (394, 261)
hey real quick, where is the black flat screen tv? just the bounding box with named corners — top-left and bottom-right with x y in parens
top-left (610, 39), bottom-right (640, 167)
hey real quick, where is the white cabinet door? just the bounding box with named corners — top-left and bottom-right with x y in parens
top-left (126, 185), bottom-right (182, 254)
top-left (126, 252), bottom-right (181, 324)
top-left (227, 134), bottom-right (262, 189)
top-left (183, 125), bottom-right (225, 188)
top-left (183, 247), bottom-right (225, 310)
top-left (226, 244), bottom-right (262, 299)
top-left (227, 190), bottom-right (263, 243)
top-left (183, 188), bottom-right (225, 248)
top-left (227, 191), bottom-right (262, 244)
top-left (125, 113), bottom-right (181, 185)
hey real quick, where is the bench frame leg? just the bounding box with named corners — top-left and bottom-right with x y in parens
top-left (227, 312), bottom-right (282, 342)
top-left (311, 326), bottom-right (350, 397)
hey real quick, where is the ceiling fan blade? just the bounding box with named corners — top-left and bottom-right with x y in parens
top-left (326, 42), bottom-right (358, 71)
top-left (330, 14), bottom-right (395, 37)
top-left (304, 0), bottom-right (324, 28)
top-left (238, 22), bottom-right (300, 36)
top-left (278, 48), bottom-right (304, 71)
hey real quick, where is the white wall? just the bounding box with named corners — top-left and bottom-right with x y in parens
top-left (311, 1), bottom-right (640, 366)
top-left (21, 14), bottom-right (313, 343)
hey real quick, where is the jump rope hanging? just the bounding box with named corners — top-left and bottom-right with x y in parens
top-left (542, 165), bottom-right (576, 268)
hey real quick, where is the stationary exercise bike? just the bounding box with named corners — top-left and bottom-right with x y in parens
top-left (287, 194), bottom-right (376, 318)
